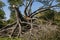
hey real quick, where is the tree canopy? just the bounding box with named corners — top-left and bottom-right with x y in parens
top-left (0, 0), bottom-right (6, 28)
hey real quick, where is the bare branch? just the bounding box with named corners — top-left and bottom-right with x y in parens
top-left (49, 0), bottom-right (54, 6)
top-left (28, 0), bottom-right (34, 16)
top-left (11, 24), bottom-right (17, 36)
top-left (30, 5), bottom-right (58, 18)
top-left (24, 0), bottom-right (30, 16)
top-left (0, 23), bottom-right (17, 32)
top-left (29, 6), bottom-right (44, 17)
top-left (24, 0), bottom-right (32, 16)
top-left (0, 21), bottom-right (16, 30)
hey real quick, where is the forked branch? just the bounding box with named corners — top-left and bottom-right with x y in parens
top-left (30, 5), bottom-right (59, 18)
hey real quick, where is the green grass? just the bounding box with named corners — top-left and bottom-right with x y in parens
top-left (0, 37), bottom-right (21, 40)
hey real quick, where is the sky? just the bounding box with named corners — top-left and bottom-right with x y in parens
top-left (0, 0), bottom-right (59, 20)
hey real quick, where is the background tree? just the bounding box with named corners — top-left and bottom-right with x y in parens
top-left (0, 1), bottom-right (6, 28)
top-left (7, 11), bottom-right (16, 24)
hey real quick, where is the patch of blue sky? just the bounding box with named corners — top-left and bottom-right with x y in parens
top-left (1, 0), bottom-right (10, 20)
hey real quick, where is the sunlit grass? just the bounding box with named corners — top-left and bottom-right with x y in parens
top-left (0, 37), bottom-right (21, 40)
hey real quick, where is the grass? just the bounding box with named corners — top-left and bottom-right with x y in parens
top-left (0, 37), bottom-right (21, 40)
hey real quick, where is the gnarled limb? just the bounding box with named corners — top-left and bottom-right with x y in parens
top-left (30, 5), bottom-right (58, 18)
top-left (28, 0), bottom-right (34, 16)
top-left (11, 24), bottom-right (17, 37)
top-left (14, 7), bottom-right (26, 21)
top-left (0, 21), bottom-right (16, 30)
top-left (24, 0), bottom-right (33, 17)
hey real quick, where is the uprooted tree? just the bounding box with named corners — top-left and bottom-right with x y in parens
top-left (0, 0), bottom-right (60, 38)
